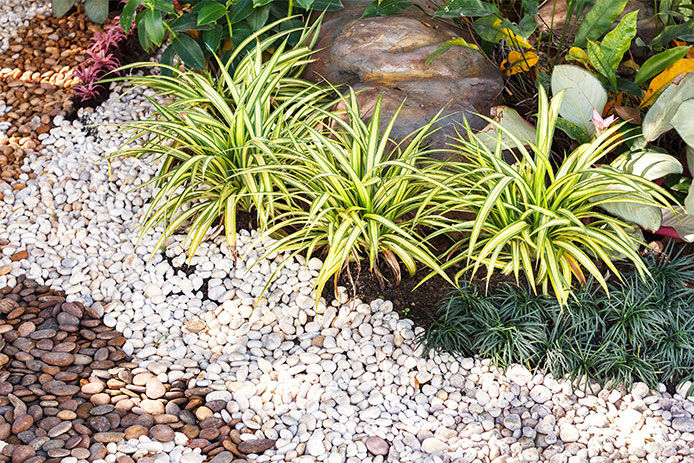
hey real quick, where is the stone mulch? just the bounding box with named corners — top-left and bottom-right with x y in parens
top-left (0, 276), bottom-right (251, 463)
top-left (0, 8), bottom-right (99, 184)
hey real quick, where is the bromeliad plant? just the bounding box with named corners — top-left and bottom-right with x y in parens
top-left (112, 19), bottom-right (333, 258)
top-left (261, 89), bottom-right (455, 299)
top-left (440, 88), bottom-right (673, 304)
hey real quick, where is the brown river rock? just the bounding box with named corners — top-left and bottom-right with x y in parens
top-left (304, 0), bottom-right (504, 156)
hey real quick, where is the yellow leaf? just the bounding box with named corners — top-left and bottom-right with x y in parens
top-left (566, 46), bottom-right (590, 67)
top-left (490, 17), bottom-right (534, 49)
top-left (642, 58), bottom-right (694, 107)
top-left (500, 50), bottom-right (539, 76)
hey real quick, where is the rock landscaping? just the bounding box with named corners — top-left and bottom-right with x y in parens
top-left (0, 80), bottom-right (691, 462)
top-left (1, 1), bottom-right (694, 463)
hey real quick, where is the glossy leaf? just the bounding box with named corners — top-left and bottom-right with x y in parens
top-left (476, 106), bottom-right (537, 151)
top-left (198, 3), bottom-right (227, 25)
top-left (120, 0), bottom-right (142, 32)
top-left (172, 33), bottom-right (206, 70)
top-left (84, 0), bottom-right (109, 24)
top-left (551, 64), bottom-right (607, 136)
top-left (555, 117), bottom-right (591, 144)
top-left (362, 0), bottom-right (412, 18)
top-left (228, 0), bottom-right (254, 23)
top-left (574, 0), bottom-right (628, 48)
top-left (310, 0), bottom-right (344, 11)
top-left (635, 46), bottom-right (692, 85)
top-left (473, 16), bottom-right (533, 48)
top-left (612, 151), bottom-right (683, 181)
top-left (425, 38), bottom-right (480, 66)
top-left (246, 5), bottom-right (270, 30)
top-left (296, 0), bottom-right (316, 9)
top-left (500, 50), bottom-right (538, 75)
top-left (642, 59), bottom-right (694, 106)
top-left (202, 24), bottom-right (224, 53)
top-left (672, 98), bottom-right (694, 145)
top-left (434, 0), bottom-right (499, 18)
top-left (144, 10), bottom-right (165, 47)
top-left (586, 11), bottom-right (638, 90)
top-left (52, 0), bottom-right (76, 18)
top-left (643, 73), bottom-right (694, 142)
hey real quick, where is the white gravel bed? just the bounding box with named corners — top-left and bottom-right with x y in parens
top-left (0, 0), bottom-right (49, 53)
top-left (0, 84), bottom-right (694, 463)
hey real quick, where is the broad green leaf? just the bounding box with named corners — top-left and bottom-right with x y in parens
top-left (144, 10), bottom-right (165, 47)
top-left (612, 151), bottom-right (683, 180)
top-left (310, 0), bottom-right (343, 11)
top-left (591, 11), bottom-right (638, 89)
top-left (521, 0), bottom-right (538, 15)
top-left (228, 0), bottom-right (254, 23)
top-left (650, 20), bottom-right (694, 51)
top-left (671, 98), bottom-right (694, 145)
top-left (84, 0), bottom-right (109, 24)
top-left (52, 0), bottom-right (76, 18)
top-left (551, 64), bottom-right (607, 135)
top-left (198, 3), bottom-right (227, 25)
top-left (661, 206), bottom-right (694, 240)
top-left (686, 145), bottom-right (694, 215)
top-left (246, 5), bottom-right (270, 31)
top-left (643, 73), bottom-right (694, 142)
top-left (202, 24), bottom-right (224, 53)
top-left (296, 0), bottom-right (316, 9)
top-left (473, 16), bottom-right (533, 48)
top-left (253, 0), bottom-right (273, 6)
top-left (152, 0), bottom-right (176, 14)
top-left (635, 46), bottom-right (692, 85)
top-left (425, 38), bottom-right (480, 66)
top-left (362, 0), bottom-right (412, 18)
top-left (598, 193), bottom-right (663, 231)
top-left (159, 45), bottom-right (175, 77)
top-left (434, 0), bottom-right (499, 18)
top-left (555, 117), bottom-right (592, 144)
top-left (574, 0), bottom-right (628, 48)
top-left (170, 14), bottom-right (202, 32)
top-left (476, 106), bottom-right (537, 151)
top-left (172, 34), bottom-right (206, 70)
top-left (121, 0), bottom-right (142, 32)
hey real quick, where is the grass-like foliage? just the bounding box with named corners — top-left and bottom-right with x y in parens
top-left (420, 244), bottom-right (694, 392)
top-left (112, 19), bottom-right (334, 257)
top-left (442, 88), bottom-right (673, 304)
top-left (262, 89), bottom-right (455, 299)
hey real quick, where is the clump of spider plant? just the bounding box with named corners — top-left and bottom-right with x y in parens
top-left (420, 244), bottom-right (694, 393)
top-left (438, 87), bottom-right (673, 305)
top-left (260, 88), bottom-right (456, 300)
top-left (110, 19), bottom-right (335, 259)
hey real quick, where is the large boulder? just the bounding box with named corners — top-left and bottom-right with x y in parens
top-left (304, 0), bottom-right (505, 158)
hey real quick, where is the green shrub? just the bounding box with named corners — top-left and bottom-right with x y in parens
top-left (439, 88), bottom-right (673, 304)
top-left (113, 20), bottom-right (333, 257)
top-left (120, 0), bottom-right (343, 70)
top-left (261, 89), bottom-right (455, 299)
top-left (419, 244), bottom-right (694, 392)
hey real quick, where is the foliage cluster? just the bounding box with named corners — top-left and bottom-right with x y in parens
top-left (419, 244), bottom-right (694, 393)
top-left (112, 20), bottom-right (673, 305)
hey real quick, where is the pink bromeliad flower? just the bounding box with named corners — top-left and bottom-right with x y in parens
top-left (592, 109), bottom-right (617, 135)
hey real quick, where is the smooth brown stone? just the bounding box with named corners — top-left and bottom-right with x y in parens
top-left (237, 438), bottom-right (275, 454)
top-left (71, 447), bottom-right (90, 459)
top-left (92, 432), bottom-right (124, 443)
top-left (12, 445), bottom-right (35, 463)
top-left (124, 425), bottom-right (148, 440)
top-left (182, 424), bottom-right (199, 439)
top-left (47, 421), bottom-right (71, 438)
top-left (81, 381), bottom-right (104, 394)
top-left (150, 424), bottom-right (174, 442)
top-left (88, 416), bottom-right (111, 432)
top-left (12, 414), bottom-right (33, 434)
top-left (56, 411), bottom-right (76, 420)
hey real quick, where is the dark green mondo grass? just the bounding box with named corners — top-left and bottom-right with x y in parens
top-left (418, 244), bottom-right (694, 394)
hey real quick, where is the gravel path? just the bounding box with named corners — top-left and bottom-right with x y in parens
top-left (0, 48), bottom-right (693, 463)
top-left (0, 0), bottom-right (48, 53)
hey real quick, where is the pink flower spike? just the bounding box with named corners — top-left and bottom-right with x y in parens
top-left (592, 109), bottom-right (617, 135)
